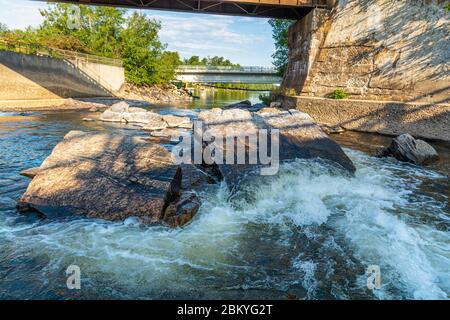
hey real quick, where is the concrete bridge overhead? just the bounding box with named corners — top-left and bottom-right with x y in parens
top-left (35, 0), bottom-right (329, 19)
top-left (175, 65), bottom-right (282, 84)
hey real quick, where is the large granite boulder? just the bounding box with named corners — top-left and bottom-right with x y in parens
top-left (100, 102), bottom-right (166, 127)
top-left (379, 133), bottom-right (439, 165)
top-left (100, 101), bottom-right (192, 131)
top-left (255, 108), bottom-right (355, 172)
top-left (197, 107), bottom-right (355, 190)
top-left (17, 131), bottom-right (203, 227)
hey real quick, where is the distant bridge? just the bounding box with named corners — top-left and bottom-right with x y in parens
top-left (175, 65), bottom-right (282, 84)
top-left (36, 0), bottom-right (329, 19)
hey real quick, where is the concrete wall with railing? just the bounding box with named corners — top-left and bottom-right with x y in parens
top-left (68, 57), bottom-right (125, 92)
top-left (0, 51), bottom-right (114, 100)
top-left (0, 45), bottom-right (125, 101)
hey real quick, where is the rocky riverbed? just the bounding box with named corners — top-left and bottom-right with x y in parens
top-left (0, 104), bottom-right (449, 299)
top-left (17, 101), bottom-right (355, 227)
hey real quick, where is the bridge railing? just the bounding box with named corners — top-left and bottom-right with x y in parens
top-left (177, 65), bottom-right (278, 74)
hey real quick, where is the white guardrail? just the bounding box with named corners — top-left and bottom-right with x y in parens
top-left (176, 65), bottom-right (278, 74)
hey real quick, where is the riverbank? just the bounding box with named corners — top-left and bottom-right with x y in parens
top-left (282, 96), bottom-right (450, 142)
top-left (117, 83), bottom-right (192, 105)
top-left (0, 83), bottom-right (192, 112)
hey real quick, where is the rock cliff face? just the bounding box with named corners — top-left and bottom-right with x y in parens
top-left (282, 0), bottom-right (449, 103)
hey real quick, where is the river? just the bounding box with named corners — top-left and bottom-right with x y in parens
top-left (0, 93), bottom-right (449, 300)
top-left (185, 87), bottom-right (268, 108)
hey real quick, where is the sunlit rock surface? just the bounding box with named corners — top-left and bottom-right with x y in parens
top-left (100, 101), bottom-right (193, 131)
top-left (17, 131), bottom-right (201, 227)
top-left (197, 107), bottom-right (356, 190)
top-left (379, 133), bottom-right (439, 165)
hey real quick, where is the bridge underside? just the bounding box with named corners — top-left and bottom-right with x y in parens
top-left (40, 0), bottom-right (318, 19)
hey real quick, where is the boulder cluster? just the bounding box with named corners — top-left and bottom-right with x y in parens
top-left (18, 100), bottom-right (357, 227)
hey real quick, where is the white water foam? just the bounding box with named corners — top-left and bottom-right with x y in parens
top-left (0, 149), bottom-right (448, 299)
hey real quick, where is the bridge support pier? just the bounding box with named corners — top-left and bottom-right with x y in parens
top-left (281, 0), bottom-right (450, 141)
top-left (281, 8), bottom-right (330, 97)
top-left (281, 0), bottom-right (449, 104)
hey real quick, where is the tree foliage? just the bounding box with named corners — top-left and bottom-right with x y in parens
top-left (0, 22), bottom-right (8, 34)
top-left (121, 12), bottom-right (180, 85)
top-left (268, 19), bottom-right (294, 76)
top-left (329, 88), bottom-right (349, 100)
top-left (183, 55), bottom-right (239, 67)
top-left (0, 4), bottom-right (179, 85)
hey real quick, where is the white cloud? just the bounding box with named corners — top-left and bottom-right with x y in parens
top-left (146, 13), bottom-right (265, 60)
top-left (0, 0), bottom-right (45, 29)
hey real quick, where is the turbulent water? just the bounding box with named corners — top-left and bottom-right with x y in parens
top-left (0, 110), bottom-right (449, 300)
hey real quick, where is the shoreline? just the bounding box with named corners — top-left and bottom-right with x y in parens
top-left (282, 95), bottom-right (450, 143)
top-left (0, 84), bottom-right (193, 112)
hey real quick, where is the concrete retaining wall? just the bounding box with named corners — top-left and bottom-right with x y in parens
top-left (283, 96), bottom-right (450, 142)
top-left (72, 58), bottom-right (125, 92)
top-left (0, 51), bottom-right (124, 102)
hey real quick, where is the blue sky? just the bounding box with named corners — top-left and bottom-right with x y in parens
top-left (0, 0), bottom-right (275, 66)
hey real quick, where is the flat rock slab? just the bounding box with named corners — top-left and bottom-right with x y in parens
top-left (18, 131), bottom-right (185, 224)
top-left (163, 115), bottom-right (191, 128)
top-left (197, 107), bottom-right (355, 190)
top-left (100, 102), bottom-right (192, 131)
top-left (255, 108), bottom-right (355, 173)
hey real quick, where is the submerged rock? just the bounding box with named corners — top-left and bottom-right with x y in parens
top-left (224, 100), bottom-right (252, 109)
top-left (380, 133), bottom-right (439, 165)
top-left (162, 115), bottom-right (191, 128)
top-left (320, 124), bottom-right (345, 134)
top-left (269, 101), bottom-right (282, 108)
top-left (17, 131), bottom-right (201, 227)
top-left (223, 100), bottom-right (265, 112)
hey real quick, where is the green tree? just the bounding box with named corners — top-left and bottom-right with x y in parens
top-left (37, 4), bottom-right (92, 51)
top-left (268, 19), bottom-right (294, 76)
top-left (0, 22), bottom-right (8, 34)
top-left (184, 55), bottom-right (203, 65)
top-left (38, 4), bottom-right (124, 56)
top-left (155, 51), bottom-right (181, 84)
top-left (121, 12), bottom-right (178, 85)
top-left (1, 4), bottom-right (181, 86)
top-left (183, 55), bottom-right (239, 67)
top-left (88, 7), bottom-right (125, 58)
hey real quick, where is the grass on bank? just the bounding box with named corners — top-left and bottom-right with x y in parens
top-left (329, 88), bottom-right (349, 100)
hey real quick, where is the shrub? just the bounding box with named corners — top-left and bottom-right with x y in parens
top-left (329, 88), bottom-right (349, 100)
top-left (259, 94), bottom-right (273, 105)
